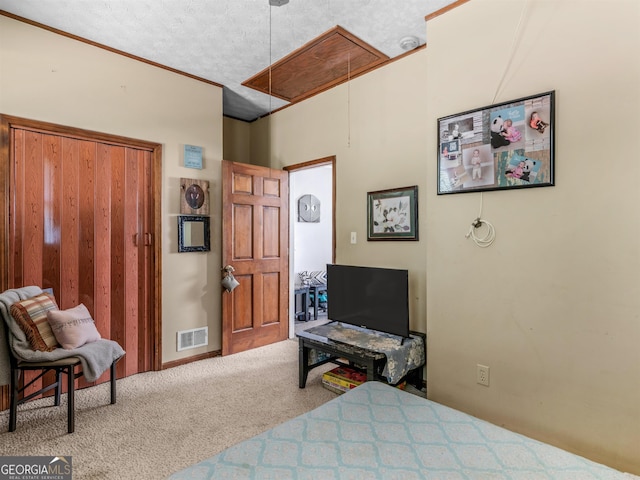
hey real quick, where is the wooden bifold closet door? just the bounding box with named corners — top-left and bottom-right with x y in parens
top-left (1, 118), bottom-right (160, 408)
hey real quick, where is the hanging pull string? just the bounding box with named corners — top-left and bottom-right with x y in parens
top-left (347, 52), bottom-right (351, 148)
top-left (268, 4), bottom-right (272, 113)
top-left (465, 192), bottom-right (496, 247)
top-left (268, 3), bottom-right (273, 158)
top-left (468, 3), bottom-right (527, 247)
top-left (491, 0), bottom-right (529, 104)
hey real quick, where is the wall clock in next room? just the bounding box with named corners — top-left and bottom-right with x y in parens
top-left (298, 194), bottom-right (321, 223)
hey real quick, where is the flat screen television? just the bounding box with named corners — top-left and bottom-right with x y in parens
top-left (326, 264), bottom-right (410, 338)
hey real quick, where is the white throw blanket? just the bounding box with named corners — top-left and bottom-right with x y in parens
top-left (0, 286), bottom-right (125, 386)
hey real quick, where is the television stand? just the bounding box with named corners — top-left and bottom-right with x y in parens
top-left (297, 323), bottom-right (425, 390)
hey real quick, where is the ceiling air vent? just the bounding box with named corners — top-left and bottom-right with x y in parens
top-left (177, 327), bottom-right (208, 351)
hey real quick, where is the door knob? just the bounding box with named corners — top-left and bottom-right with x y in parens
top-left (221, 265), bottom-right (239, 292)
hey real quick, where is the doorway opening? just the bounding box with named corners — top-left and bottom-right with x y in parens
top-left (285, 157), bottom-right (335, 337)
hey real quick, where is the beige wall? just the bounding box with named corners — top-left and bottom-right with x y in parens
top-left (223, 116), bottom-right (251, 164)
top-left (261, 0), bottom-right (639, 473)
top-left (425, 0), bottom-right (639, 473)
top-left (0, 16), bottom-right (224, 363)
top-left (266, 51), bottom-right (430, 333)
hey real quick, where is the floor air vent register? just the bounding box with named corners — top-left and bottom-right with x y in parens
top-left (177, 327), bottom-right (208, 351)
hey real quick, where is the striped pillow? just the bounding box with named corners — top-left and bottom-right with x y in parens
top-left (10, 293), bottom-right (60, 352)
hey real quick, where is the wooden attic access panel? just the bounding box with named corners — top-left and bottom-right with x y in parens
top-left (243, 26), bottom-right (389, 105)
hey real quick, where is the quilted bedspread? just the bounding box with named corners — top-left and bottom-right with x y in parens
top-left (168, 381), bottom-right (635, 479)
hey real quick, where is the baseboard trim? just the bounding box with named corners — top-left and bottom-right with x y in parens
top-left (162, 350), bottom-right (222, 370)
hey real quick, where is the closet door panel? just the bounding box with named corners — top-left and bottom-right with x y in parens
top-left (12, 130), bottom-right (48, 399)
top-left (123, 147), bottom-right (140, 377)
top-left (93, 143), bottom-right (112, 341)
top-left (21, 130), bottom-right (45, 287)
top-left (108, 145), bottom-right (127, 379)
top-left (42, 134), bottom-right (62, 297)
top-left (78, 139), bottom-right (96, 316)
top-left (60, 137), bottom-right (80, 307)
top-left (137, 149), bottom-right (154, 373)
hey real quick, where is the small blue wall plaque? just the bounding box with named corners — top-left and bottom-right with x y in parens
top-left (184, 145), bottom-right (203, 169)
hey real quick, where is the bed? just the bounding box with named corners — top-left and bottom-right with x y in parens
top-left (168, 381), bottom-right (636, 479)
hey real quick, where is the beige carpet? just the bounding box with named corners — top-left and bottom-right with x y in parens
top-left (0, 339), bottom-right (338, 479)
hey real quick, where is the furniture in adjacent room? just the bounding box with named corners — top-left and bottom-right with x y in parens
top-left (168, 381), bottom-right (634, 479)
top-left (297, 321), bottom-right (426, 390)
top-left (308, 283), bottom-right (327, 320)
top-left (296, 270), bottom-right (328, 320)
top-left (0, 286), bottom-right (125, 433)
top-left (293, 285), bottom-right (310, 322)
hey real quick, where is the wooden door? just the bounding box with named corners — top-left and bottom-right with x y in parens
top-left (0, 115), bottom-right (161, 408)
top-left (221, 160), bottom-right (289, 355)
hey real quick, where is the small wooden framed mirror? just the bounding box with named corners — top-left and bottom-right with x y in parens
top-left (178, 215), bottom-right (210, 252)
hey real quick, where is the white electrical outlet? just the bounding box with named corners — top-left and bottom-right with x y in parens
top-left (477, 364), bottom-right (490, 386)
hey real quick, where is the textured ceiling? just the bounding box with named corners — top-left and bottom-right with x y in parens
top-left (0, 0), bottom-right (456, 122)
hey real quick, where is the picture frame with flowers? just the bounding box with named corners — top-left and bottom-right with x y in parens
top-left (367, 186), bottom-right (418, 241)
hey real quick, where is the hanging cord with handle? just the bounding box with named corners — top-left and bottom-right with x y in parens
top-left (465, 193), bottom-right (496, 248)
top-left (463, 5), bottom-right (527, 248)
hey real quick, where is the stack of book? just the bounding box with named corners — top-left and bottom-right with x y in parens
top-left (322, 365), bottom-right (405, 394)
